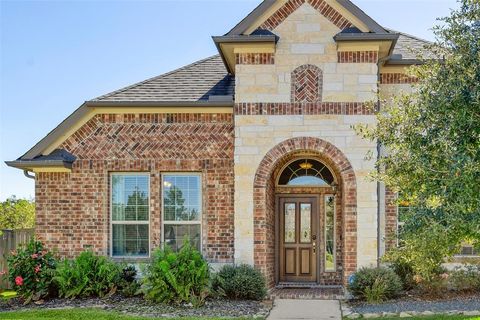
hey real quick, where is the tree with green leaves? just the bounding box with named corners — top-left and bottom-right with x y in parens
top-left (357, 0), bottom-right (480, 277)
top-left (0, 196), bottom-right (35, 231)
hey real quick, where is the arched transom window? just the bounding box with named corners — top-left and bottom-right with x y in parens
top-left (278, 158), bottom-right (335, 186)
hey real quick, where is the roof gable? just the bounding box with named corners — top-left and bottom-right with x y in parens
top-left (227, 0), bottom-right (386, 36)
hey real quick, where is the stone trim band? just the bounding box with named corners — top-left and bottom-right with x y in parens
top-left (337, 51), bottom-right (379, 63)
top-left (235, 53), bottom-right (275, 65)
top-left (235, 102), bottom-right (374, 115)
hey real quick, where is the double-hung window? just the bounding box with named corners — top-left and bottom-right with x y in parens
top-left (162, 174), bottom-right (202, 252)
top-left (111, 173), bottom-right (150, 257)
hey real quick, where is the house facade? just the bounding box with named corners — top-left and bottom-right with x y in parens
top-left (7, 0), bottom-right (428, 288)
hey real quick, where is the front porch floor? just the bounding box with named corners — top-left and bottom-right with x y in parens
top-left (269, 286), bottom-right (345, 300)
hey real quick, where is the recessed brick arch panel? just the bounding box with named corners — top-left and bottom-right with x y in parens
top-left (253, 137), bottom-right (357, 287)
top-left (291, 64), bottom-right (323, 103)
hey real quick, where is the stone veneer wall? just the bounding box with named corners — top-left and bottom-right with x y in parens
top-left (233, 1), bottom-right (380, 277)
top-left (235, 4), bottom-right (378, 104)
top-left (35, 113), bottom-right (235, 263)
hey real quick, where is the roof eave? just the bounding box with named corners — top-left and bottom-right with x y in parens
top-left (336, 0), bottom-right (386, 33)
top-left (5, 160), bottom-right (73, 171)
top-left (212, 35), bottom-right (277, 43)
top-left (86, 100), bottom-right (234, 108)
top-left (226, 0), bottom-right (386, 36)
top-left (385, 58), bottom-right (426, 66)
top-left (212, 34), bottom-right (277, 74)
top-left (227, 0), bottom-right (276, 35)
top-left (333, 33), bottom-right (400, 42)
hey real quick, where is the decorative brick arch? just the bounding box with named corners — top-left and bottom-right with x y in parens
top-left (253, 137), bottom-right (357, 287)
top-left (291, 64), bottom-right (323, 103)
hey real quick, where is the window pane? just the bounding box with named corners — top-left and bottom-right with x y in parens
top-left (300, 203), bottom-right (311, 243)
top-left (164, 224), bottom-right (201, 252)
top-left (112, 175), bottom-right (149, 222)
top-left (284, 203), bottom-right (296, 243)
top-left (112, 224), bottom-right (148, 257)
top-left (278, 159), bottom-right (334, 186)
top-left (163, 175), bottom-right (201, 222)
top-left (325, 195), bottom-right (335, 271)
top-left (137, 206), bottom-right (149, 221)
top-left (111, 174), bottom-right (149, 257)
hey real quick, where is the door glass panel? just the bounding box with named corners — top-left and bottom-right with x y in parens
top-left (300, 203), bottom-right (311, 243)
top-left (284, 203), bottom-right (296, 243)
top-left (325, 195), bottom-right (335, 271)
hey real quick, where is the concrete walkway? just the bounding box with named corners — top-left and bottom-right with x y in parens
top-left (267, 299), bottom-right (342, 320)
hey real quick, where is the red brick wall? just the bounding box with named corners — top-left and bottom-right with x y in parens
top-left (235, 53), bottom-right (275, 65)
top-left (380, 73), bottom-right (418, 84)
top-left (35, 113), bottom-right (235, 263)
top-left (337, 51), bottom-right (379, 63)
top-left (384, 187), bottom-right (398, 252)
top-left (234, 102), bottom-right (374, 116)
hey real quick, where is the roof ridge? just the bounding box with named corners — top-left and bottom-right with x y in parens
top-left (386, 28), bottom-right (433, 44)
top-left (92, 54), bottom-right (221, 101)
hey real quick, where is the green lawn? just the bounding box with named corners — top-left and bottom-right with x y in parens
top-left (0, 308), bottom-right (262, 320)
top-left (366, 316), bottom-right (480, 320)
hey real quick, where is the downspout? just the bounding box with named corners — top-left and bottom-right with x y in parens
top-left (23, 170), bottom-right (35, 179)
top-left (376, 55), bottom-right (389, 267)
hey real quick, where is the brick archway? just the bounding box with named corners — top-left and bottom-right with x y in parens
top-left (253, 137), bottom-right (357, 287)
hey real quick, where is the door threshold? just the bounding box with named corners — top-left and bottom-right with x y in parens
top-left (276, 282), bottom-right (342, 289)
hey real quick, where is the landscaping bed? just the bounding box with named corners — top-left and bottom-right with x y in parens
top-left (0, 295), bottom-right (271, 318)
top-left (343, 292), bottom-right (480, 319)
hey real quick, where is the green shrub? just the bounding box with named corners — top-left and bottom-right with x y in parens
top-left (54, 250), bottom-right (121, 298)
top-left (363, 278), bottom-right (388, 304)
top-left (118, 265), bottom-right (141, 297)
top-left (449, 265), bottom-right (480, 292)
top-left (142, 242), bottom-right (209, 306)
top-left (348, 267), bottom-right (402, 302)
top-left (383, 226), bottom-right (455, 286)
top-left (7, 238), bottom-right (57, 303)
top-left (387, 256), bottom-right (417, 290)
top-left (212, 264), bottom-right (267, 300)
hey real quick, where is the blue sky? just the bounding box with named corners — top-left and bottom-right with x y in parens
top-left (0, 0), bottom-right (458, 200)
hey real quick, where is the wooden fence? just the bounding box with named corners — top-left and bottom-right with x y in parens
top-left (0, 229), bottom-right (34, 289)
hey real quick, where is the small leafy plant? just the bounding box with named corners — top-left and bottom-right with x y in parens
top-left (142, 241), bottom-right (209, 306)
top-left (212, 264), bottom-right (266, 300)
top-left (54, 250), bottom-right (121, 298)
top-left (448, 265), bottom-right (480, 292)
top-left (118, 265), bottom-right (141, 297)
top-left (7, 238), bottom-right (57, 303)
top-left (363, 278), bottom-right (388, 304)
top-left (348, 267), bottom-right (402, 302)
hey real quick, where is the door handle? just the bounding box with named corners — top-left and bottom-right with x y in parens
top-left (313, 241), bottom-right (316, 254)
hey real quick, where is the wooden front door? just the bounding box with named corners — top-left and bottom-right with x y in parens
top-left (278, 196), bottom-right (318, 283)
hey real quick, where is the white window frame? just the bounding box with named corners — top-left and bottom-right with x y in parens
top-left (110, 172), bottom-right (151, 259)
top-left (397, 205), bottom-right (408, 247)
top-left (161, 172), bottom-right (203, 253)
top-left (324, 194), bottom-right (336, 272)
top-left (455, 243), bottom-right (480, 258)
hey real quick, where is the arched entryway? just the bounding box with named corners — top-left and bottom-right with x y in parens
top-left (253, 137), bottom-right (357, 288)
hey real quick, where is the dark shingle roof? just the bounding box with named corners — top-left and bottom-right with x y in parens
top-left (31, 149), bottom-right (76, 162)
top-left (390, 30), bottom-right (434, 60)
top-left (92, 55), bottom-right (234, 102)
